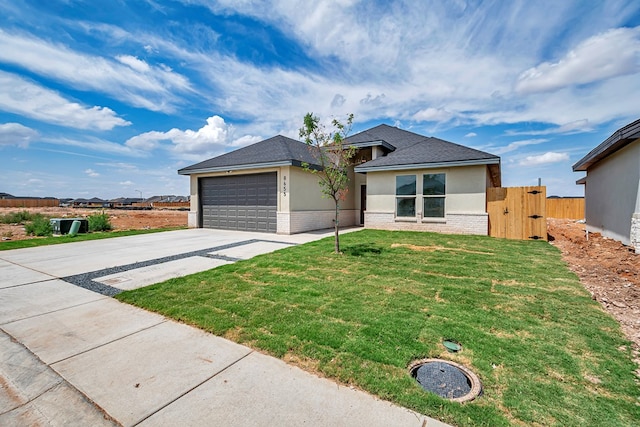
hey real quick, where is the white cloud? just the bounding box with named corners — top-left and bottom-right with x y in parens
top-left (126, 115), bottom-right (262, 159)
top-left (505, 119), bottom-right (592, 136)
top-left (120, 180), bottom-right (134, 186)
top-left (464, 132), bottom-right (477, 138)
top-left (0, 122), bottom-right (38, 147)
top-left (493, 139), bottom-right (548, 155)
top-left (115, 55), bottom-right (151, 73)
top-left (412, 107), bottom-right (455, 123)
top-left (0, 29), bottom-right (192, 112)
top-left (516, 26), bottom-right (640, 94)
top-left (229, 134), bottom-right (263, 148)
top-left (43, 136), bottom-right (144, 156)
top-left (519, 152), bottom-right (569, 166)
top-left (0, 71), bottom-right (130, 130)
top-left (85, 168), bottom-right (100, 177)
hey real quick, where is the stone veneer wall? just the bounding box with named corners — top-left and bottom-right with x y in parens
top-left (277, 210), bottom-right (357, 234)
top-left (631, 213), bottom-right (640, 254)
top-left (364, 212), bottom-right (488, 235)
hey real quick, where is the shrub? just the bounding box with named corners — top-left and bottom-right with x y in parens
top-left (0, 210), bottom-right (34, 224)
top-left (24, 214), bottom-right (53, 236)
top-left (88, 211), bottom-right (112, 232)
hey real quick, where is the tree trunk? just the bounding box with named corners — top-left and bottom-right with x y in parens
top-left (334, 199), bottom-right (340, 253)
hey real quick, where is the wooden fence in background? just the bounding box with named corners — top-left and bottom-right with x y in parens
top-left (152, 202), bottom-right (190, 209)
top-left (545, 197), bottom-right (584, 220)
top-left (0, 199), bottom-right (59, 208)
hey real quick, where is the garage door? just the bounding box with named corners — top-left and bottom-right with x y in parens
top-left (199, 172), bottom-right (277, 233)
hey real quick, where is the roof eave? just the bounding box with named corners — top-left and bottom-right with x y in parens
top-left (178, 160), bottom-right (321, 175)
top-left (348, 140), bottom-right (396, 152)
top-left (354, 157), bottom-right (500, 173)
top-left (572, 119), bottom-right (640, 171)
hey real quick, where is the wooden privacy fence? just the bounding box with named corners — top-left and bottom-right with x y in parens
top-left (152, 202), bottom-right (190, 208)
top-left (546, 197), bottom-right (584, 220)
top-left (0, 199), bottom-right (59, 208)
top-left (488, 186), bottom-right (547, 241)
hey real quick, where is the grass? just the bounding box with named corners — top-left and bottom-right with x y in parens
top-left (116, 230), bottom-right (640, 426)
top-left (0, 227), bottom-right (186, 251)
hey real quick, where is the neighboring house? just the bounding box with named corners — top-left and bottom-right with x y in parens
top-left (573, 118), bottom-right (640, 252)
top-left (71, 198), bottom-right (111, 208)
top-left (178, 124), bottom-right (501, 235)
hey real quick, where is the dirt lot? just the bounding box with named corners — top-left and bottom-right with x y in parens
top-left (2, 208), bottom-right (638, 359)
top-left (0, 207), bottom-right (188, 241)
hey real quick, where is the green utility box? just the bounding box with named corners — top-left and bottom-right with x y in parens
top-left (50, 218), bottom-right (89, 235)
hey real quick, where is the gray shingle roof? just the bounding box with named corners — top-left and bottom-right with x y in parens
top-left (178, 135), bottom-right (320, 175)
top-left (573, 118), bottom-right (640, 172)
top-left (177, 124), bottom-right (501, 186)
top-left (350, 124), bottom-right (499, 170)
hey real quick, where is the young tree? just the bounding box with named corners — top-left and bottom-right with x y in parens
top-left (299, 113), bottom-right (355, 254)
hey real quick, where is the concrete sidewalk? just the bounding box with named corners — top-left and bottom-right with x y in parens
top-left (0, 228), bottom-right (450, 426)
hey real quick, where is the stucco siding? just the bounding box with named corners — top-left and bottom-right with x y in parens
top-left (365, 166), bottom-right (488, 215)
top-left (363, 166), bottom-right (490, 235)
top-left (584, 140), bottom-right (640, 245)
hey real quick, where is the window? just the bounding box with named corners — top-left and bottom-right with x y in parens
top-left (423, 173), bottom-right (445, 218)
top-left (396, 175), bottom-right (416, 217)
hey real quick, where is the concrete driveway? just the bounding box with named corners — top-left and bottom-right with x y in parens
top-left (0, 228), bottom-right (449, 426)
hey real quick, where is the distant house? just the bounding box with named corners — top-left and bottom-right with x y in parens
top-left (573, 118), bottom-right (640, 252)
top-left (178, 124), bottom-right (501, 235)
top-left (71, 198), bottom-right (111, 208)
top-left (110, 197), bottom-right (143, 208)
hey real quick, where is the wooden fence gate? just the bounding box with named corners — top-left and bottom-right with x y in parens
top-left (487, 186), bottom-right (547, 241)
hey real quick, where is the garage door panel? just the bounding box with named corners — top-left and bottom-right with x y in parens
top-left (200, 173), bottom-right (277, 233)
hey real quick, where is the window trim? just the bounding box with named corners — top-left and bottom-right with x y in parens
top-left (422, 173), bottom-right (446, 219)
top-left (395, 174), bottom-right (416, 218)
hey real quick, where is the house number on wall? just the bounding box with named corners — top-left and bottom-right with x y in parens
top-left (283, 175), bottom-right (287, 196)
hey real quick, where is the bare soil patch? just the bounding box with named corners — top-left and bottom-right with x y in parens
top-left (0, 207), bottom-right (187, 241)
top-left (547, 218), bottom-right (640, 356)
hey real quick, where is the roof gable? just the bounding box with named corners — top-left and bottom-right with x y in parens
top-left (350, 125), bottom-right (499, 170)
top-left (178, 135), bottom-right (319, 175)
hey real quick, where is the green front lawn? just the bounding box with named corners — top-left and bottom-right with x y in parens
top-left (117, 230), bottom-right (639, 426)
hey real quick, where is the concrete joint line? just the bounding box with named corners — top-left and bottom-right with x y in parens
top-left (0, 377), bottom-right (63, 416)
top-left (0, 328), bottom-right (118, 425)
top-left (0, 256), bottom-right (57, 278)
top-left (0, 298), bottom-right (109, 327)
top-left (0, 277), bottom-right (61, 290)
top-left (49, 320), bottom-right (168, 366)
top-left (130, 349), bottom-right (255, 427)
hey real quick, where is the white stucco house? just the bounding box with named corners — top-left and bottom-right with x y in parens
top-left (178, 124), bottom-right (501, 235)
top-left (573, 118), bottom-right (640, 252)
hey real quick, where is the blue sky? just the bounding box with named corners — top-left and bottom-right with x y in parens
top-left (1, 0), bottom-right (639, 199)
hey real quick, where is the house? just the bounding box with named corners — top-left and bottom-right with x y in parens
top-left (71, 197), bottom-right (111, 208)
top-left (573, 118), bottom-right (640, 252)
top-left (178, 124), bottom-right (501, 235)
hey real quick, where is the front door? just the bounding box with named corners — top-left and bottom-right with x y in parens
top-left (360, 185), bottom-right (367, 225)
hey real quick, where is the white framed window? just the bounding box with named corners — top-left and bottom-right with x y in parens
top-left (396, 175), bottom-right (416, 217)
top-left (422, 173), bottom-right (445, 218)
